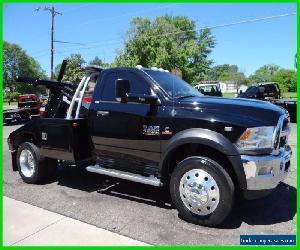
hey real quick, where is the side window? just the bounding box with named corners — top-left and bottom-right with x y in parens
top-left (118, 71), bottom-right (150, 96)
top-left (264, 84), bottom-right (275, 94)
top-left (101, 71), bottom-right (150, 101)
top-left (269, 84), bottom-right (276, 93)
top-left (101, 72), bottom-right (118, 101)
top-left (258, 86), bottom-right (266, 96)
top-left (264, 85), bottom-right (270, 94)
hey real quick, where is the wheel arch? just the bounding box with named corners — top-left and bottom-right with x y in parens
top-left (160, 128), bottom-right (246, 191)
top-left (11, 132), bottom-right (37, 171)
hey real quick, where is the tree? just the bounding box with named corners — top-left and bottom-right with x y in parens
top-left (89, 56), bottom-right (103, 66)
top-left (55, 54), bottom-right (86, 83)
top-left (115, 15), bottom-right (215, 83)
top-left (248, 64), bottom-right (281, 83)
top-left (3, 41), bottom-right (46, 94)
top-left (271, 69), bottom-right (296, 92)
top-left (89, 56), bottom-right (112, 68)
top-left (204, 64), bottom-right (239, 81)
top-left (248, 64), bottom-right (296, 92)
top-left (204, 64), bottom-right (246, 92)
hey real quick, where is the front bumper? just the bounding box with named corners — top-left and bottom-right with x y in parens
top-left (241, 146), bottom-right (291, 191)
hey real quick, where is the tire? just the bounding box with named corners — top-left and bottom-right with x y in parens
top-left (16, 142), bottom-right (57, 184)
top-left (170, 156), bottom-right (234, 227)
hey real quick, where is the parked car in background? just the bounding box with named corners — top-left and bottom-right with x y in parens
top-left (238, 82), bottom-right (281, 100)
top-left (3, 94), bottom-right (41, 125)
top-left (238, 82), bottom-right (296, 123)
top-left (194, 83), bottom-right (223, 97)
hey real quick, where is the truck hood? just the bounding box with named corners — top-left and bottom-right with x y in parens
top-left (178, 96), bottom-right (286, 126)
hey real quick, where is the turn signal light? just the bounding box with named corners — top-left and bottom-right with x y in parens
top-left (239, 129), bottom-right (252, 141)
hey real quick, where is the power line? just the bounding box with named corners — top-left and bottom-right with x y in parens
top-left (54, 40), bottom-right (86, 45)
top-left (123, 12), bottom-right (297, 41)
top-left (30, 3), bottom-right (182, 57)
top-left (32, 12), bottom-right (296, 60)
top-left (54, 4), bottom-right (184, 47)
top-left (32, 36), bottom-right (125, 58)
top-left (207, 12), bottom-right (296, 30)
top-left (53, 12), bottom-right (297, 51)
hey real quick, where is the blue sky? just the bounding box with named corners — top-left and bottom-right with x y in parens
top-left (3, 3), bottom-right (296, 77)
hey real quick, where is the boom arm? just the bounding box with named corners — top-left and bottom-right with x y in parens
top-left (15, 60), bottom-right (76, 118)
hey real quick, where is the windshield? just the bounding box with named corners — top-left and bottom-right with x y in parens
top-left (145, 70), bottom-right (203, 99)
top-left (245, 86), bottom-right (258, 96)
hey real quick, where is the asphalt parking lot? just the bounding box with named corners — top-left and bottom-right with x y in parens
top-left (3, 123), bottom-right (297, 246)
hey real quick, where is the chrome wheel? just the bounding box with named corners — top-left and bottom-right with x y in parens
top-left (19, 149), bottom-right (35, 178)
top-left (179, 168), bottom-right (220, 216)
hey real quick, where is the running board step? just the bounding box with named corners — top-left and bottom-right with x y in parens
top-left (86, 165), bottom-right (163, 187)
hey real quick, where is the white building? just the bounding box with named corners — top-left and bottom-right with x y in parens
top-left (219, 81), bottom-right (247, 93)
top-left (197, 81), bottom-right (247, 93)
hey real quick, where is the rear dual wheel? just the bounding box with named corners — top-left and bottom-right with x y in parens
top-left (170, 156), bottom-right (234, 227)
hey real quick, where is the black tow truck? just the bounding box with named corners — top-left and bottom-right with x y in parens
top-left (7, 61), bottom-right (292, 227)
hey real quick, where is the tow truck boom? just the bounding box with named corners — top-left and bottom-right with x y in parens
top-left (15, 60), bottom-right (76, 118)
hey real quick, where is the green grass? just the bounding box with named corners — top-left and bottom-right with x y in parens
top-left (281, 92), bottom-right (297, 98)
top-left (222, 92), bottom-right (236, 98)
top-left (3, 102), bottom-right (18, 109)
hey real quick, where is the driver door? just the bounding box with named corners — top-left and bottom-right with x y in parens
top-left (89, 70), bottom-right (161, 165)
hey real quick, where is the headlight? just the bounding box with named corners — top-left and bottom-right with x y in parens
top-left (235, 126), bottom-right (275, 154)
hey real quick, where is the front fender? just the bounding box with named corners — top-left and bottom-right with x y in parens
top-left (160, 128), bottom-right (246, 190)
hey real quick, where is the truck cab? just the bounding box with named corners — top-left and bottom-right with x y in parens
top-left (8, 64), bottom-right (292, 227)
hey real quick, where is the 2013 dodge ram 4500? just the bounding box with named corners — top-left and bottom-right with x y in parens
top-left (7, 61), bottom-right (292, 227)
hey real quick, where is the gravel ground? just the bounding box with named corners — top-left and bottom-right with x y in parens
top-left (3, 123), bottom-right (297, 246)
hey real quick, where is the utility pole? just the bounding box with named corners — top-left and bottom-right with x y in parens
top-left (35, 6), bottom-right (62, 80)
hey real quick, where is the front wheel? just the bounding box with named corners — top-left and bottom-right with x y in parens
top-left (17, 142), bottom-right (57, 184)
top-left (170, 156), bottom-right (234, 227)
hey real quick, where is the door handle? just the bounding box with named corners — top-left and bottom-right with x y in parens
top-left (97, 110), bottom-right (110, 117)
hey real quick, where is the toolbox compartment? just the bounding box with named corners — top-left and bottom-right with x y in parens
top-left (38, 118), bottom-right (94, 163)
